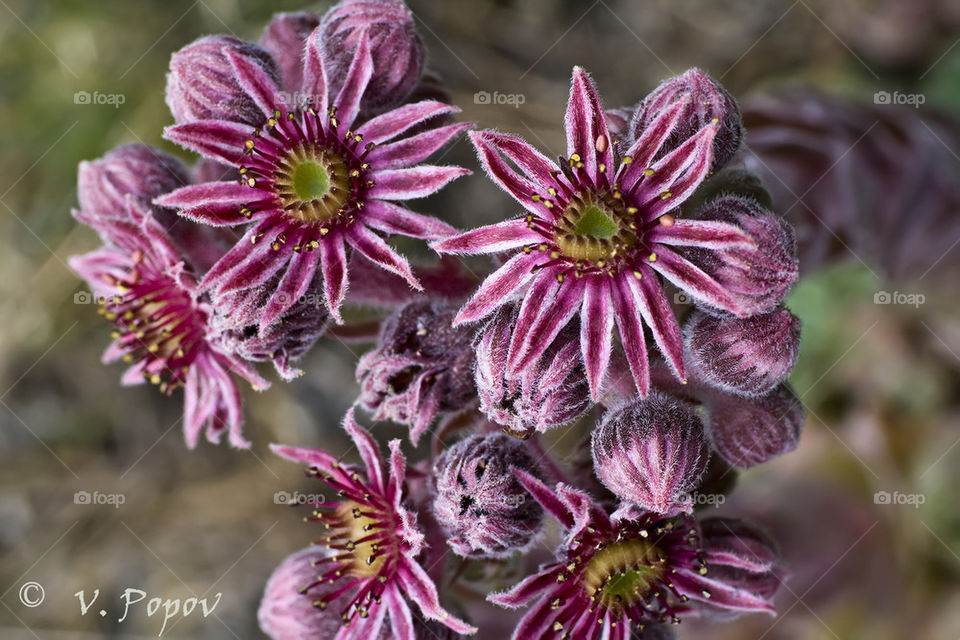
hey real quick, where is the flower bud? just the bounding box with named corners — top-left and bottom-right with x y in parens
top-left (260, 12), bottom-right (321, 92)
top-left (257, 546), bottom-right (353, 639)
top-left (706, 383), bottom-right (804, 468)
top-left (166, 35), bottom-right (279, 126)
top-left (319, 0), bottom-right (424, 113)
top-left (432, 433), bottom-right (544, 558)
top-left (630, 67), bottom-right (742, 170)
top-left (698, 517), bottom-right (782, 614)
top-left (685, 308), bottom-right (801, 397)
top-left (474, 307), bottom-right (591, 437)
top-left (591, 392), bottom-right (710, 515)
top-left (77, 143), bottom-right (189, 228)
top-left (357, 299), bottom-right (476, 444)
top-left (212, 274), bottom-right (329, 380)
top-left (684, 195), bottom-right (799, 316)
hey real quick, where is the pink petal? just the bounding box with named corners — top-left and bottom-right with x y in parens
top-left (269, 442), bottom-right (338, 470)
top-left (648, 218), bottom-right (755, 250)
top-left (397, 558), bottom-right (476, 634)
top-left (649, 246), bottom-right (743, 314)
top-left (155, 181), bottom-right (268, 227)
top-left (211, 238), bottom-right (291, 295)
top-left (258, 246), bottom-right (321, 333)
top-left (431, 218), bottom-right (541, 254)
top-left (163, 120), bottom-right (251, 166)
top-left (453, 253), bottom-right (542, 325)
top-left (513, 468), bottom-right (573, 529)
top-left (383, 585), bottom-right (415, 640)
top-left (510, 276), bottom-right (585, 376)
top-left (618, 97), bottom-right (690, 191)
top-left (565, 67), bottom-right (614, 183)
top-left (580, 277), bottom-right (613, 400)
top-left (332, 29), bottom-right (372, 128)
top-left (225, 49), bottom-right (281, 120)
top-left (635, 122), bottom-right (717, 219)
top-left (342, 408), bottom-right (385, 494)
top-left (367, 122), bottom-right (472, 170)
top-left (358, 101), bottom-right (462, 145)
top-left (363, 200), bottom-right (457, 240)
top-left (470, 130), bottom-right (546, 217)
top-left (612, 275), bottom-right (650, 395)
top-left (319, 232), bottom-right (348, 322)
top-left (301, 29), bottom-right (329, 113)
top-left (481, 131), bottom-right (560, 188)
top-left (506, 271), bottom-right (559, 373)
top-left (487, 567), bottom-right (560, 608)
top-left (347, 224), bottom-right (420, 289)
top-left (628, 266), bottom-right (685, 380)
top-left (367, 166), bottom-right (469, 201)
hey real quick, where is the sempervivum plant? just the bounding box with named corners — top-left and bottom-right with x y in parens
top-left (67, 1), bottom-right (823, 638)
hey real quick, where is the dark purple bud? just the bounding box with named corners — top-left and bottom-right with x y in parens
top-left (257, 546), bottom-right (351, 639)
top-left (706, 383), bottom-right (804, 468)
top-left (685, 195), bottom-right (799, 316)
top-left (260, 12), bottom-right (321, 93)
top-left (212, 274), bottom-right (329, 381)
top-left (698, 517), bottom-right (783, 613)
top-left (631, 68), bottom-right (742, 170)
top-left (165, 35), bottom-right (279, 126)
top-left (319, 0), bottom-right (424, 113)
top-left (685, 308), bottom-right (801, 398)
top-left (357, 299), bottom-right (476, 444)
top-left (77, 143), bottom-right (188, 225)
top-left (432, 433), bottom-right (544, 558)
top-left (591, 392), bottom-right (710, 515)
top-left (474, 307), bottom-right (591, 438)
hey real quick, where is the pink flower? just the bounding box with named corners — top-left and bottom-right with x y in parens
top-left (269, 410), bottom-right (476, 638)
top-left (433, 67), bottom-right (756, 400)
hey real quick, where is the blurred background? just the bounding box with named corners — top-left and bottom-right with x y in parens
top-left (1, 0), bottom-right (959, 637)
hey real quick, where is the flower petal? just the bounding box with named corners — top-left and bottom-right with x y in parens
top-left (358, 100), bottom-right (462, 145)
top-left (164, 120), bottom-right (251, 166)
top-left (368, 166), bottom-right (469, 200)
top-left (342, 408), bottom-right (385, 494)
top-left (363, 200), bottom-right (457, 240)
top-left (432, 218), bottom-right (541, 254)
top-left (487, 566), bottom-right (561, 608)
top-left (225, 48), bottom-right (281, 120)
top-left (612, 274), bottom-right (651, 395)
top-left (367, 122), bottom-right (472, 170)
top-left (383, 585), bottom-right (415, 640)
top-left (269, 442), bottom-right (339, 469)
top-left (510, 275), bottom-right (585, 377)
top-left (397, 558), bottom-right (477, 634)
top-left (156, 181), bottom-right (270, 227)
top-left (617, 96), bottom-right (689, 191)
top-left (347, 224), bottom-right (420, 289)
top-left (649, 246), bottom-right (743, 315)
top-left (332, 29), bottom-right (372, 128)
top-left (580, 277), bottom-right (613, 400)
top-left (301, 29), bottom-right (329, 112)
top-left (481, 131), bottom-right (560, 188)
top-left (320, 232), bottom-right (348, 322)
top-left (648, 218), bottom-right (755, 250)
top-left (635, 122), bottom-right (717, 219)
top-left (470, 130), bottom-right (547, 217)
top-left (453, 252), bottom-right (543, 325)
top-left (628, 266), bottom-right (685, 381)
top-left (513, 468), bottom-right (573, 529)
top-left (258, 245), bottom-right (321, 333)
top-left (565, 67), bottom-right (614, 183)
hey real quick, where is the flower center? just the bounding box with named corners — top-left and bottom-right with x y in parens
top-left (553, 193), bottom-right (638, 265)
top-left (274, 146), bottom-right (352, 224)
top-left (582, 539), bottom-right (665, 614)
top-left (334, 501), bottom-right (389, 579)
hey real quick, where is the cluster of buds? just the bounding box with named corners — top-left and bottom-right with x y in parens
top-left (69, 1), bottom-right (809, 638)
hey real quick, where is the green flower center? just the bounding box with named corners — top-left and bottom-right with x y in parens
top-left (274, 146), bottom-right (352, 224)
top-left (291, 160), bottom-right (331, 202)
top-left (554, 194), bottom-right (638, 265)
top-left (582, 539), bottom-right (665, 614)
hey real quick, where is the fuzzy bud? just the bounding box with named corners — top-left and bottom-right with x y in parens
top-left (475, 307), bottom-right (591, 437)
top-left (260, 12), bottom-right (321, 93)
top-left (631, 68), bottom-right (742, 170)
top-left (706, 383), bottom-right (805, 468)
top-left (685, 195), bottom-right (799, 316)
top-left (685, 308), bottom-right (801, 397)
top-left (357, 299), bottom-right (476, 444)
top-left (166, 35), bottom-right (279, 126)
top-left (319, 0), bottom-right (424, 113)
top-left (591, 392), bottom-right (710, 515)
top-left (432, 433), bottom-right (544, 558)
top-left (212, 274), bottom-right (329, 381)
